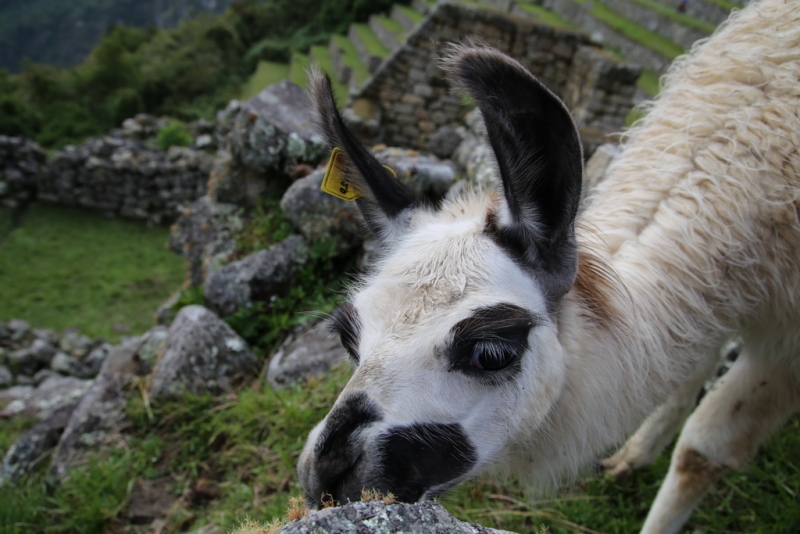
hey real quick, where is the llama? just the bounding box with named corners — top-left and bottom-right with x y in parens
top-left (296, 0), bottom-right (800, 531)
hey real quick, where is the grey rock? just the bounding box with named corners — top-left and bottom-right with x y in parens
top-left (168, 196), bottom-right (244, 286)
top-left (374, 147), bottom-right (457, 201)
top-left (58, 331), bottom-right (95, 359)
top-left (279, 500), bottom-right (513, 534)
top-left (100, 327), bottom-right (168, 377)
top-left (280, 168), bottom-right (364, 254)
top-left (0, 403), bottom-right (76, 486)
top-left (50, 352), bottom-right (93, 379)
top-left (190, 524), bottom-right (224, 534)
top-left (0, 365), bottom-right (12, 388)
top-left (204, 235), bottom-right (308, 317)
top-left (7, 319), bottom-right (32, 345)
top-left (47, 372), bottom-right (131, 483)
top-left (0, 385), bottom-right (34, 415)
top-left (0, 375), bottom-right (91, 419)
top-left (32, 369), bottom-right (59, 386)
top-left (7, 339), bottom-right (58, 376)
top-left (429, 126), bottom-right (464, 159)
top-left (227, 81), bottom-right (327, 176)
top-left (267, 320), bottom-right (348, 389)
top-left (149, 306), bottom-right (258, 399)
top-left (84, 342), bottom-right (113, 375)
top-left (584, 142), bottom-right (620, 190)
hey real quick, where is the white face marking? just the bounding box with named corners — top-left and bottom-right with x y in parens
top-left (332, 196), bottom-right (568, 475)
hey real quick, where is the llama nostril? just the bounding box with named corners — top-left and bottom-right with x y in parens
top-left (301, 392), bottom-right (382, 507)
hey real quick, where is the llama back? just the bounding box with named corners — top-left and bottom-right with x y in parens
top-left (582, 0), bottom-right (800, 332)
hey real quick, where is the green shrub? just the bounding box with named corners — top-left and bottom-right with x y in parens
top-left (156, 121), bottom-right (193, 150)
top-left (0, 94), bottom-right (39, 138)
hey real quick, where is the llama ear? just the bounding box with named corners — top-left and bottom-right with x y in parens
top-left (308, 67), bottom-right (418, 239)
top-left (442, 45), bottom-right (583, 302)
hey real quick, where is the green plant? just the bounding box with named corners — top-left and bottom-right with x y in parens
top-left (156, 121), bottom-right (194, 150)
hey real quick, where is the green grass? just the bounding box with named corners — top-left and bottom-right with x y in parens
top-left (637, 68), bottom-right (661, 96)
top-left (628, 0), bottom-right (716, 34)
top-left (0, 204), bottom-right (185, 340)
top-left (352, 23), bottom-right (391, 58)
top-left (515, 2), bottom-right (577, 30)
top-left (395, 4), bottom-right (424, 24)
top-left (331, 34), bottom-right (372, 87)
top-left (4, 358), bottom-right (799, 533)
top-left (288, 52), bottom-right (310, 89)
top-left (573, 0), bottom-right (685, 60)
top-left (705, 0), bottom-right (744, 11)
top-left (240, 61), bottom-right (290, 100)
top-left (375, 14), bottom-right (405, 36)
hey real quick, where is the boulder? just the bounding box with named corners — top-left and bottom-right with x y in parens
top-left (204, 235), bottom-right (308, 317)
top-left (168, 196), bottom-right (244, 286)
top-left (47, 372), bottom-right (132, 482)
top-left (0, 375), bottom-right (91, 420)
top-left (267, 320), bottom-right (347, 389)
top-left (429, 126), bottom-right (464, 159)
top-left (101, 327), bottom-right (168, 377)
top-left (226, 82), bottom-right (327, 176)
top-left (584, 142), bottom-right (621, 190)
top-left (7, 338), bottom-right (57, 376)
top-left (373, 147), bottom-right (458, 201)
top-left (0, 403), bottom-right (76, 486)
top-left (149, 306), bottom-right (258, 399)
top-left (50, 352), bottom-right (93, 379)
top-left (0, 365), bottom-right (12, 388)
top-left (58, 330), bottom-right (95, 359)
top-left (276, 501), bottom-right (513, 534)
top-left (280, 168), bottom-right (364, 254)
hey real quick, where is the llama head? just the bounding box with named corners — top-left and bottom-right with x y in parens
top-left (298, 44), bottom-right (584, 507)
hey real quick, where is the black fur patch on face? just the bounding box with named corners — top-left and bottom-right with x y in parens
top-left (446, 303), bottom-right (536, 384)
top-left (375, 422), bottom-right (477, 502)
top-left (310, 393), bottom-right (382, 504)
top-left (330, 302), bottom-right (361, 364)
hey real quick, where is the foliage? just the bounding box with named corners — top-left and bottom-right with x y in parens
top-left (156, 121), bottom-right (194, 150)
top-left (0, 1), bottom-right (408, 148)
top-left (235, 200), bottom-right (296, 258)
top-left (225, 236), bottom-right (345, 354)
top-left (0, 204), bottom-right (185, 340)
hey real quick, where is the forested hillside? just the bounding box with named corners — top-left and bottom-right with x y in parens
top-left (0, 0), bottom-right (232, 74)
top-left (0, 0), bottom-right (401, 149)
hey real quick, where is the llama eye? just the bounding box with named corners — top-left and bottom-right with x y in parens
top-left (469, 341), bottom-right (516, 371)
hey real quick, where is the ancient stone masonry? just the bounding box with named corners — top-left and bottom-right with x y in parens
top-left (0, 136), bottom-right (46, 211)
top-left (354, 2), bottom-right (641, 151)
top-left (38, 138), bottom-right (213, 225)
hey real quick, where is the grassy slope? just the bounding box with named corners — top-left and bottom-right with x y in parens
top-left (240, 61), bottom-right (290, 100)
top-left (3, 361), bottom-right (797, 533)
top-left (0, 204), bottom-right (184, 340)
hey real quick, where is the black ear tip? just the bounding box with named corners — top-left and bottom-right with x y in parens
top-left (440, 43), bottom-right (532, 93)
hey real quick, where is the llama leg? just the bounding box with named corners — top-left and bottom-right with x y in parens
top-left (640, 345), bottom-right (800, 534)
top-left (602, 354), bottom-right (720, 478)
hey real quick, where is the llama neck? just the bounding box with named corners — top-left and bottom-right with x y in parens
top-left (509, 238), bottom-right (732, 488)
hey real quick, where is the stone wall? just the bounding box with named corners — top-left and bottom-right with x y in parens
top-left (354, 1), bottom-right (640, 151)
top-left (0, 136), bottom-right (46, 210)
top-left (543, 0), bottom-right (672, 73)
top-left (38, 137), bottom-right (213, 225)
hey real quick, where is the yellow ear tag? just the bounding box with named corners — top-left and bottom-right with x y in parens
top-left (320, 147), bottom-right (397, 202)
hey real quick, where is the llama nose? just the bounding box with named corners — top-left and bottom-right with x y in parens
top-left (300, 392), bottom-right (382, 507)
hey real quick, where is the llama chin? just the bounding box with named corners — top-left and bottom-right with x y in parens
top-left (298, 1), bottom-right (800, 531)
